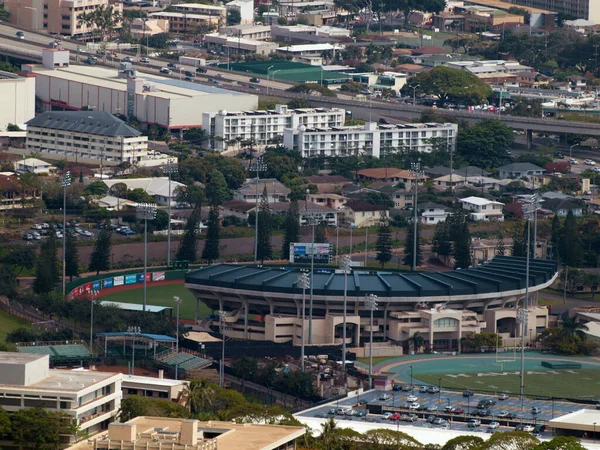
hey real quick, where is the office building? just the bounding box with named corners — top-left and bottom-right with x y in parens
top-left (22, 49), bottom-right (257, 131)
top-left (0, 71), bottom-right (35, 132)
top-left (283, 122), bottom-right (458, 158)
top-left (5, 0), bottom-right (123, 36)
top-left (220, 24), bottom-right (272, 40)
top-left (203, 104), bottom-right (345, 151)
top-left (0, 352), bottom-right (121, 439)
top-left (148, 12), bottom-right (221, 32)
top-left (226, 0), bottom-right (254, 25)
top-left (203, 33), bottom-right (279, 56)
top-left (26, 111), bottom-right (150, 166)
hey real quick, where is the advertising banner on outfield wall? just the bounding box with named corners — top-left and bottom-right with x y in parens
top-left (103, 278), bottom-right (113, 288)
top-left (92, 281), bottom-right (101, 291)
top-left (152, 272), bottom-right (165, 281)
top-left (114, 276), bottom-right (125, 286)
top-left (137, 273), bottom-right (151, 283)
top-left (125, 274), bottom-right (137, 284)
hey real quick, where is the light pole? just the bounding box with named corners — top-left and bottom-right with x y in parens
top-left (250, 158), bottom-right (267, 264)
top-left (89, 290), bottom-right (98, 355)
top-left (410, 365), bottom-right (413, 390)
top-left (297, 273), bottom-right (310, 372)
top-left (266, 65), bottom-right (274, 95)
top-left (365, 294), bottom-right (378, 389)
top-left (61, 171), bottom-right (72, 299)
top-left (162, 160), bottom-right (178, 268)
top-left (594, 422), bottom-right (597, 443)
top-left (340, 255), bottom-right (351, 381)
top-left (128, 326), bottom-right (141, 375)
top-left (410, 162), bottom-right (423, 271)
top-left (569, 143), bottom-right (579, 158)
top-left (136, 203), bottom-right (157, 312)
top-left (304, 208), bottom-right (322, 345)
top-left (409, 83), bottom-right (420, 106)
top-left (438, 377), bottom-right (442, 403)
top-left (519, 196), bottom-right (537, 408)
top-left (219, 310), bottom-right (227, 387)
top-left (174, 295), bottom-right (182, 380)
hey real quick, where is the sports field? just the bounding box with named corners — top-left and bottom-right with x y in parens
top-left (99, 284), bottom-right (210, 320)
top-left (0, 311), bottom-right (29, 345)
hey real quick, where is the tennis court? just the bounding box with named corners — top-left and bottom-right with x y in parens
top-left (219, 61), bottom-right (351, 84)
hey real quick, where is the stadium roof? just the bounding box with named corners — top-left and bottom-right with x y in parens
top-left (185, 256), bottom-right (558, 298)
top-left (97, 332), bottom-right (176, 342)
top-left (27, 111), bottom-right (141, 137)
top-left (99, 301), bottom-right (173, 313)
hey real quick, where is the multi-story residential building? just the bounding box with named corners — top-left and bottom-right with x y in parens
top-left (203, 105), bottom-right (345, 151)
top-left (173, 3), bottom-right (227, 17)
top-left (0, 352), bottom-right (121, 439)
top-left (283, 122), bottom-right (458, 159)
top-left (148, 12), bottom-right (221, 33)
top-left (459, 196), bottom-right (505, 222)
top-left (25, 111), bottom-right (149, 166)
top-left (5, 0), bottom-right (123, 37)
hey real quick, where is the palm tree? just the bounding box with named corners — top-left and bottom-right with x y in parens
top-left (411, 332), bottom-right (424, 354)
top-left (561, 316), bottom-right (588, 340)
top-left (178, 379), bottom-right (216, 415)
top-left (319, 418), bottom-right (343, 450)
top-left (78, 11), bottom-right (94, 42)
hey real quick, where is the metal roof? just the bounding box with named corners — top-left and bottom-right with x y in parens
top-left (185, 256), bottom-right (558, 298)
top-left (97, 332), bottom-right (176, 342)
top-left (26, 111), bottom-right (141, 137)
top-left (99, 301), bottom-right (173, 313)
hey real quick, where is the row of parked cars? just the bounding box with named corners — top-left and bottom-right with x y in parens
top-left (95, 222), bottom-right (136, 236)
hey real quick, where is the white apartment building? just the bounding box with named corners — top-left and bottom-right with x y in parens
top-left (203, 104), bottom-right (346, 151)
top-left (459, 196), bottom-right (505, 222)
top-left (0, 352), bottom-right (122, 439)
top-left (0, 72), bottom-right (35, 132)
top-left (26, 111), bottom-right (149, 166)
top-left (283, 122), bottom-right (458, 158)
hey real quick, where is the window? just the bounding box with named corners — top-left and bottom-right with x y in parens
top-left (127, 389), bottom-right (137, 395)
top-left (434, 317), bottom-right (458, 327)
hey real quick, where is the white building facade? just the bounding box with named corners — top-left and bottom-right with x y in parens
top-left (203, 105), bottom-right (346, 151)
top-left (459, 196), bottom-right (505, 222)
top-left (283, 122), bottom-right (458, 158)
top-left (0, 72), bottom-right (35, 132)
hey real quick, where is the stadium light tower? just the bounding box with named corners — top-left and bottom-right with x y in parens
top-left (297, 273), bottom-right (310, 372)
top-left (89, 290), bottom-right (98, 355)
top-left (61, 171), bottom-right (72, 299)
top-left (250, 158), bottom-right (267, 265)
top-left (136, 203), bottom-right (157, 312)
top-left (340, 255), bottom-right (352, 379)
top-left (162, 160), bottom-right (178, 268)
top-left (518, 194), bottom-right (540, 408)
top-left (219, 310), bottom-right (228, 387)
top-left (365, 294), bottom-right (378, 389)
top-left (127, 326), bottom-right (141, 375)
top-left (304, 207), bottom-right (322, 345)
top-left (410, 162), bottom-right (423, 271)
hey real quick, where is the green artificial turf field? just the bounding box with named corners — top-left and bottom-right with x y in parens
top-left (0, 311), bottom-right (29, 345)
top-left (100, 284), bottom-right (211, 320)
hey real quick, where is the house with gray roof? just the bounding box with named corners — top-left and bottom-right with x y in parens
top-left (498, 163), bottom-right (545, 179)
top-left (26, 111), bottom-right (150, 166)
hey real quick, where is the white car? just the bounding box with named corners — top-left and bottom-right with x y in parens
top-left (522, 425), bottom-right (535, 432)
top-left (81, 230), bottom-right (93, 237)
top-left (382, 412), bottom-right (393, 420)
top-left (488, 422), bottom-right (500, 430)
top-left (407, 395), bottom-right (418, 402)
top-left (569, 158), bottom-right (578, 165)
top-left (497, 410), bottom-right (510, 418)
top-left (140, 57), bottom-right (150, 63)
top-left (408, 402), bottom-right (420, 410)
top-left (31, 224), bottom-right (43, 230)
top-left (499, 393), bottom-right (510, 400)
top-left (584, 159), bottom-right (596, 166)
top-left (379, 393), bottom-right (392, 401)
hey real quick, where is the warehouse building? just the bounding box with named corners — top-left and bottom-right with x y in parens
top-left (21, 49), bottom-right (258, 131)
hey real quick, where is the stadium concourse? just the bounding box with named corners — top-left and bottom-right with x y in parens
top-left (184, 256), bottom-right (559, 351)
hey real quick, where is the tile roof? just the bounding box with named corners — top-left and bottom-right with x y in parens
top-left (345, 199), bottom-right (389, 212)
top-left (26, 111), bottom-right (141, 138)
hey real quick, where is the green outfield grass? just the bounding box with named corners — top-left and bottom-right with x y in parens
top-left (100, 284), bottom-right (211, 320)
top-left (415, 369), bottom-right (600, 400)
top-left (0, 311), bottom-right (29, 346)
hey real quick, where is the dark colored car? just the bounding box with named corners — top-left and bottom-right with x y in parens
top-left (392, 384), bottom-right (402, 391)
top-left (184, 71), bottom-right (195, 77)
top-left (249, 77), bottom-right (260, 83)
top-left (167, 63), bottom-right (177, 68)
top-left (463, 390), bottom-right (474, 397)
top-left (196, 67), bottom-right (207, 73)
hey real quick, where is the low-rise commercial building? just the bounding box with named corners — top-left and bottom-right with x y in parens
top-left (204, 33), bottom-right (279, 56)
top-left (283, 122), bottom-right (457, 158)
top-left (131, 17), bottom-right (169, 39)
top-left (226, 0), bottom-right (254, 24)
top-left (148, 12), bottom-right (221, 32)
top-left (0, 352), bottom-right (121, 439)
top-left (351, 71), bottom-right (407, 93)
top-left (220, 24), bottom-right (272, 40)
top-left (279, 43), bottom-right (344, 60)
top-left (26, 111), bottom-right (149, 166)
top-left (121, 374), bottom-right (187, 401)
top-left (15, 157), bottom-right (55, 174)
top-left (203, 104), bottom-right (345, 151)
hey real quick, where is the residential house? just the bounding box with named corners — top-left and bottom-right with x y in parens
top-left (497, 163), bottom-right (545, 179)
top-left (357, 168), bottom-right (425, 187)
top-left (307, 193), bottom-right (348, 210)
top-left (425, 166), bottom-right (489, 178)
top-left (221, 200), bottom-right (338, 226)
top-left (459, 196), bottom-right (505, 221)
top-left (0, 173), bottom-right (41, 209)
top-left (15, 157), bottom-right (54, 174)
top-left (391, 189), bottom-right (415, 209)
top-left (93, 196), bottom-right (137, 212)
top-left (465, 176), bottom-right (505, 191)
top-left (234, 179), bottom-right (290, 203)
top-left (344, 200), bottom-right (389, 227)
top-left (433, 174), bottom-right (466, 189)
top-left (305, 175), bottom-right (351, 194)
top-left (419, 202), bottom-right (451, 224)
top-left (543, 198), bottom-right (584, 217)
top-left (103, 178), bottom-right (186, 207)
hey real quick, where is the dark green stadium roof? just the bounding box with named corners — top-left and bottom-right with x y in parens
top-left (185, 256), bottom-right (558, 298)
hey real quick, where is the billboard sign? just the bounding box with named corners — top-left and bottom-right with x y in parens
top-left (290, 243), bottom-right (333, 264)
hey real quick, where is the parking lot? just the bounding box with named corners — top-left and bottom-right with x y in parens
top-left (298, 387), bottom-right (589, 438)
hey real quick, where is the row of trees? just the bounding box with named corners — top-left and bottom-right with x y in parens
top-left (0, 407), bottom-right (76, 450)
top-left (430, 210), bottom-right (474, 269)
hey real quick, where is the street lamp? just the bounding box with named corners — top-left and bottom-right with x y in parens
top-left (297, 273), bottom-right (310, 372)
top-left (364, 294), bottom-right (378, 389)
top-left (438, 377), bottom-right (442, 403)
top-left (127, 326), bottom-right (141, 375)
top-left (304, 208), bottom-right (322, 345)
top-left (136, 203), bottom-right (157, 312)
top-left (409, 83), bottom-right (420, 106)
top-left (518, 196), bottom-right (538, 408)
top-left (340, 255), bottom-right (352, 381)
top-left (569, 143), bottom-right (579, 158)
top-left (61, 171), bottom-right (72, 299)
top-left (410, 365), bottom-right (413, 390)
top-left (219, 310), bottom-right (227, 387)
top-left (162, 160), bottom-right (178, 268)
top-left (89, 290), bottom-right (98, 355)
top-left (410, 162), bottom-right (423, 271)
top-left (250, 158), bottom-right (267, 264)
top-left (173, 295), bottom-right (182, 380)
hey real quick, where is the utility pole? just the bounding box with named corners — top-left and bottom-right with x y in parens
top-left (250, 158), bottom-right (266, 264)
top-left (410, 162), bottom-right (423, 271)
top-left (136, 203), bottom-right (157, 311)
top-left (61, 171), bottom-right (72, 299)
top-left (340, 256), bottom-right (352, 385)
top-left (162, 160), bottom-right (178, 268)
top-left (297, 273), bottom-right (310, 372)
top-left (365, 294), bottom-right (378, 390)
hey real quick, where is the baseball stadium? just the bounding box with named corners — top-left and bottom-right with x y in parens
top-left (184, 256), bottom-right (558, 352)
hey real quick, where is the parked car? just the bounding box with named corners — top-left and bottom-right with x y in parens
top-left (140, 57), bottom-right (150, 63)
top-left (468, 419), bottom-right (481, 428)
top-left (463, 390), bottom-right (474, 397)
top-left (123, 230), bottom-right (137, 236)
top-left (379, 393), bottom-right (392, 401)
top-left (392, 384), bottom-right (402, 391)
top-left (23, 233), bottom-right (33, 240)
top-left (584, 159), bottom-right (596, 165)
top-left (488, 422), bottom-right (500, 430)
top-left (426, 405), bottom-right (438, 412)
top-left (41, 223), bottom-right (49, 229)
top-left (167, 63), bottom-right (178, 68)
top-left (522, 424), bottom-right (535, 432)
top-left (401, 385), bottom-right (412, 392)
top-left (408, 402), bottom-right (420, 410)
top-left (196, 67), bottom-right (207, 73)
top-left (381, 412), bottom-right (393, 420)
top-left (31, 224), bottom-right (43, 230)
top-left (569, 158), bottom-right (578, 165)
top-left (453, 407), bottom-right (465, 414)
top-left (84, 57), bottom-right (97, 65)
top-left (356, 410), bottom-right (367, 417)
top-left (444, 406), bottom-right (456, 413)
top-left (184, 71), bottom-right (195, 77)
top-left (390, 413), bottom-right (401, 421)
top-left (432, 418), bottom-right (447, 426)
top-left (122, 56), bottom-right (133, 62)
top-left (427, 386), bottom-right (440, 394)
top-left (404, 414), bottom-right (418, 422)
top-left (328, 408), bottom-right (336, 415)
top-left (81, 230), bottom-right (93, 237)
top-left (426, 415), bottom-right (437, 424)
top-left (160, 68), bottom-right (172, 75)
top-left (531, 407), bottom-right (542, 414)
top-left (555, 152), bottom-right (564, 159)
top-left (16, 31), bottom-right (25, 39)
top-left (407, 395), bottom-right (418, 402)
top-left (419, 386), bottom-right (428, 393)
top-left (497, 410), bottom-right (510, 418)
top-left (499, 393), bottom-right (510, 400)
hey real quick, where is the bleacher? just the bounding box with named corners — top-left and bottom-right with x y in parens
top-left (159, 352), bottom-right (212, 372)
top-left (17, 343), bottom-right (92, 360)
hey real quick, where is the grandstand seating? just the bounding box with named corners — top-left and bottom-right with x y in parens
top-left (17, 343), bottom-right (91, 360)
top-left (159, 352), bottom-right (211, 372)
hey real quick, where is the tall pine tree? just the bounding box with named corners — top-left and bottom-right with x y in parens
top-left (176, 209), bottom-right (201, 263)
top-left (33, 230), bottom-right (59, 294)
top-left (550, 214), bottom-right (561, 261)
top-left (432, 220), bottom-right (452, 263)
top-left (560, 209), bottom-right (583, 267)
top-left (282, 199), bottom-right (300, 260)
top-left (449, 210), bottom-right (473, 269)
top-left (65, 229), bottom-right (79, 281)
top-left (510, 220), bottom-right (526, 257)
top-left (89, 226), bottom-right (112, 275)
top-left (495, 233), bottom-right (506, 256)
top-left (256, 186), bottom-right (273, 263)
top-left (375, 215), bottom-right (392, 268)
top-left (403, 219), bottom-right (422, 268)
top-left (314, 220), bottom-right (328, 243)
top-left (201, 204), bottom-right (220, 263)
